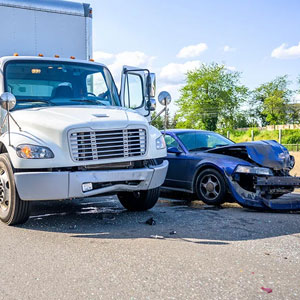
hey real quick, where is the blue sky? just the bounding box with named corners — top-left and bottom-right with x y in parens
top-left (73, 0), bottom-right (300, 111)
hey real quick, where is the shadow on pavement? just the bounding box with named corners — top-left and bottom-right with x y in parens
top-left (17, 193), bottom-right (300, 244)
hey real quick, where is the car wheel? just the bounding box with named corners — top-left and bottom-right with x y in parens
top-left (117, 188), bottom-right (160, 211)
top-left (196, 168), bottom-right (226, 206)
top-left (0, 153), bottom-right (31, 225)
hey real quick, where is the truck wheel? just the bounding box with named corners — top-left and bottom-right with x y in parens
top-left (0, 154), bottom-right (30, 225)
top-left (196, 168), bottom-right (226, 206)
top-left (117, 188), bottom-right (160, 211)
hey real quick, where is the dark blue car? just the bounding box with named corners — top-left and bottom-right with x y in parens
top-left (161, 129), bottom-right (300, 210)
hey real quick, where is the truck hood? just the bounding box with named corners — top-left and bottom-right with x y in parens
top-left (207, 140), bottom-right (292, 170)
top-left (11, 106), bottom-right (148, 143)
top-left (12, 105), bottom-right (146, 129)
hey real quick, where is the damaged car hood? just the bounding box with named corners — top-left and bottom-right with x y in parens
top-left (207, 140), bottom-right (291, 170)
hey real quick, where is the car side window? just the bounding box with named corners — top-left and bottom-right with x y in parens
top-left (164, 135), bottom-right (180, 149)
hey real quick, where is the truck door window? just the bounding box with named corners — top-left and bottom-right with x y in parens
top-left (86, 72), bottom-right (108, 97)
top-left (124, 74), bottom-right (144, 109)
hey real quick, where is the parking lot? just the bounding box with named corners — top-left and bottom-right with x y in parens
top-left (0, 193), bottom-right (300, 300)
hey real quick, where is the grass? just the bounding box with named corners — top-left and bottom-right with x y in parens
top-left (230, 129), bottom-right (300, 145)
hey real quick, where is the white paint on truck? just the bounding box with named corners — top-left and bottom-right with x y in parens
top-left (0, 0), bottom-right (168, 225)
top-left (0, 0), bottom-right (92, 60)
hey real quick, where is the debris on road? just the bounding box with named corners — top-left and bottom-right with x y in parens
top-left (261, 287), bottom-right (273, 293)
top-left (145, 217), bottom-right (156, 225)
top-left (150, 235), bottom-right (164, 239)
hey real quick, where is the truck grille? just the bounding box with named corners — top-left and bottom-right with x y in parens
top-left (69, 129), bottom-right (147, 162)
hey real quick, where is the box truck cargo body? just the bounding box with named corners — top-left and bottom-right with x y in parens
top-left (0, 0), bottom-right (92, 59)
top-left (0, 0), bottom-right (169, 225)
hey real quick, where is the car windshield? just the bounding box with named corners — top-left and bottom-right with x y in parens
top-left (176, 131), bottom-right (234, 151)
top-left (5, 60), bottom-right (121, 110)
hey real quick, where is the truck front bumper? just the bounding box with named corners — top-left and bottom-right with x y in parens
top-left (14, 160), bottom-right (169, 201)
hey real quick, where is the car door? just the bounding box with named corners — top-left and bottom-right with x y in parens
top-left (164, 134), bottom-right (192, 190)
top-left (120, 66), bottom-right (150, 120)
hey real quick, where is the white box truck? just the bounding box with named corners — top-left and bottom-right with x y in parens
top-left (0, 0), bottom-right (170, 225)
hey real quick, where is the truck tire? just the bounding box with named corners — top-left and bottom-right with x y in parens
top-left (0, 153), bottom-right (30, 225)
top-left (196, 168), bottom-right (226, 206)
top-left (117, 188), bottom-right (160, 211)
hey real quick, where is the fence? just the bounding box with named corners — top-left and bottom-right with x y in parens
top-left (227, 130), bottom-right (300, 152)
top-left (237, 124), bottom-right (300, 131)
top-left (282, 144), bottom-right (300, 152)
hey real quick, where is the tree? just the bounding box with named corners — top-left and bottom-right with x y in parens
top-left (176, 63), bottom-right (248, 131)
top-left (151, 111), bottom-right (164, 130)
top-left (252, 76), bottom-right (291, 126)
top-left (287, 103), bottom-right (300, 124)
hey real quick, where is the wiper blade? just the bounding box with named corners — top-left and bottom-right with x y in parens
top-left (189, 147), bottom-right (211, 151)
top-left (214, 144), bottom-right (230, 148)
top-left (70, 99), bottom-right (104, 105)
top-left (18, 99), bottom-right (52, 104)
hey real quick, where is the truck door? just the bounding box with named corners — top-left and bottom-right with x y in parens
top-left (120, 66), bottom-right (152, 119)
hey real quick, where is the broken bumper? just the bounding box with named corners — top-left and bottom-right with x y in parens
top-left (14, 160), bottom-right (169, 201)
top-left (256, 176), bottom-right (300, 187)
top-left (228, 175), bottom-right (300, 210)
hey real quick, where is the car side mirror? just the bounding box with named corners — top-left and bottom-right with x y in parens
top-left (167, 147), bottom-right (182, 155)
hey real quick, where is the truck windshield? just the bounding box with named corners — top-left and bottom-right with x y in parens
top-left (4, 61), bottom-right (121, 110)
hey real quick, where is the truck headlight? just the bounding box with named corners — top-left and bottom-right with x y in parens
top-left (235, 165), bottom-right (273, 176)
top-left (16, 144), bottom-right (54, 159)
top-left (156, 135), bottom-right (166, 150)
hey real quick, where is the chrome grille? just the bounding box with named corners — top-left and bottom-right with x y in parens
top-left (70, 129), bottom-right (147, 162)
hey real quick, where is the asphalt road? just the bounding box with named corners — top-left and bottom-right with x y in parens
top-left (1, 193), bottom-right (300, 300)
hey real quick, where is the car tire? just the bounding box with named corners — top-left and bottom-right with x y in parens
top-left (117, 188), bottom-right (160, 211)
top-left (0, 153), bottom-right (31, 225)
top-left (196, 168), bottom-right (227, 206)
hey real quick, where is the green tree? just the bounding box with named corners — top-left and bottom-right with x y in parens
top-left (176, 63), bottom-right (248, 131)
top-left (151, 111), bottom-right (164, 130)
top-left (170, 113), bottom-right (178, 129)
top-left (252, 76), bottom-right (291, 126)
top-left (287, 103), bottom-right (300, 124)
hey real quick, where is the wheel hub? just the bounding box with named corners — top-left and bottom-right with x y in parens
top-left (206, 182), bottom-right (215, 192)
top-left (200, 174), bottom-right (221, 201)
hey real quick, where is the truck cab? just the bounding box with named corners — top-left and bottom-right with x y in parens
top-left (0, 0), bottom-right (169, 225)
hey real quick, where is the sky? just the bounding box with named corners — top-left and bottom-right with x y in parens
top-left (72, 0), bottom-right (300, 113)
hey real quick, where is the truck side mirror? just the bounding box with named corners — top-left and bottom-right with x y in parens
top-left (148, 73), bottom-right (156, 98)
top-left (147, 98), bottom-right (156, 111)
top-left (158, 91), bottom-right (172, 106)
top-left (0, 93), bottom-right (16, 111)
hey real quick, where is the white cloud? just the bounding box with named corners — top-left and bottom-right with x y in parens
top-left (93, 51), bottom-right (156, 86)
top-left (293, 94), bottom-right (300, 103)
top-left (223, 45), bottom-right (235, 52)
top-left (271, 42), bottom-right (300, 59)
top-left (177, 43), bottom-right (208, 58)
top-left (159, 60), bottom-right (202, 84)
top-left (93, 51), bottom-right (114, 61)
top-left (109, 51), bottom-right (155, 76)
top-left (225, 65), bottom-right (236, 71)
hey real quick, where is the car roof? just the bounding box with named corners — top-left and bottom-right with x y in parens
top-left (162, 129), bottom-right (214, 135)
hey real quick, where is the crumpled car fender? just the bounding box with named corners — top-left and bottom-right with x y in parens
top-left (191, 156), bottom-right (254, 192)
